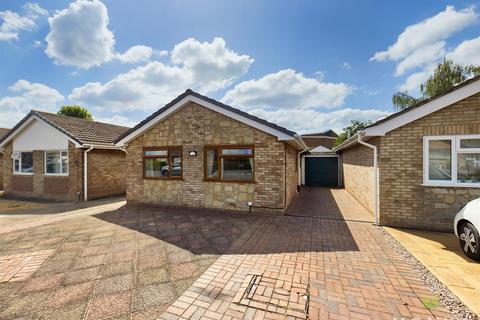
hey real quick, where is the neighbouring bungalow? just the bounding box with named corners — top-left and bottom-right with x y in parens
top-left (0, 128), bottom-right (10, 190)
top-left (115, 89), bottom-right (308, 212)
top-left (335, 75), bottom-right (480, 231)
top-left (0, 111), bottom-right (130, 201)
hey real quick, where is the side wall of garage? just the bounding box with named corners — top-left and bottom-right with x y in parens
top-left (340, 141), bottom-right (376, 213)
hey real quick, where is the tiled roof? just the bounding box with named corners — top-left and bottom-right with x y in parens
top-left (0, 111), bottom-right (130, 147)
top-left (301, 130), bottom-right (338, 138)
top-left (115, 89), bottom-right (296, 143)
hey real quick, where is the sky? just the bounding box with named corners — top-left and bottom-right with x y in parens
top-left (0, 0), bottom-right (479, 133)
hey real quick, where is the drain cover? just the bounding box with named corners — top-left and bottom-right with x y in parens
top-left (234, 274), bottom-right (309, 319)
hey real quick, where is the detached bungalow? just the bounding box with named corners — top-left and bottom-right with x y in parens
top-left (0, 111), bottom-right (129, 201)
top-left (0, 128), bottom-right (10, 190)
top-left (115, 89), bottom-right (306, 212)
top-left (335, 76), bottom-right (480, 231)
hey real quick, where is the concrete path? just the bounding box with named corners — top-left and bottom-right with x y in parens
top-left (387, 227), bottom-right (480, 317)
top-left (159, 188), bottom-right (453, 320)
top-left (0, 197), bottom-right (126, 234)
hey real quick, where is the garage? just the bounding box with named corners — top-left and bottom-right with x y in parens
top-left (303, 156), bottom-right (339, 187)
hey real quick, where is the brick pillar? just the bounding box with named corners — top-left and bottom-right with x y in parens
top-left (182, 103), bottom-right (205, 207)
top-left (32, 150), bottom-right (44, 196)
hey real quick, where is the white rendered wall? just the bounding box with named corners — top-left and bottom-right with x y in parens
top-left (13, 119), bottom-right (68, 151)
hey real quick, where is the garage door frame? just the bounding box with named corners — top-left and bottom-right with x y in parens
top-left (301, 154), bottom-right (340, 187)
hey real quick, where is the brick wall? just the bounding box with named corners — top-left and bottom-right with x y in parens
top-left (87, 149), bottom-right (126, 200)
top-left (0, 153), bottom-right (3, 190)
top-left (3, 142), bottom-right (83, 201)
top-left (340, 141), bottom-right (376, 213)
top-left (285, 144), bottom-right (298, 207)
top-left (379, 92), bottom-right (480, 231)
top-left (126, 102), bottom-right (298, 212)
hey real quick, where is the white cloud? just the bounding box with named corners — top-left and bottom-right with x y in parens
top-left (371, 6), bottom-right (477, 62)
top-left (222, 69), bottom-right (353, 110)
top-left (342, 62), bottom-right (352, 70)
top-left (69, 37), bottom-right (253, 111)
top-left (249, 108), bottom-right (390, 134)
top-left (95, 114), bottom-right (137, 127)
top-left (45, 0), bottom-right (115, 69)
top-left (0, 2), bottom-right (47, 41)
top-left (115, 45), bottom-right (153, 64)
top-left (395, 41), bottom-right (445, 76)
top-left (0, 80), bottom-right (64, 127)
top-left (398, 65), bottom-right (434, 93)
top-left (171, 37), bottom-right (253, 92)
top-left (447, 36), bottom-right (480, 65)
top-left (157, 50), bottom-right (168, 57)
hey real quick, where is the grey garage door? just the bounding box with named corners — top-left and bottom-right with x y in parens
top-left (305, 157), bottom-right (339, 187)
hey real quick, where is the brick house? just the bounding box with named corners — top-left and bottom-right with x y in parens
top-left (115, 89), bottom-right (306, 212)
top-left (0, 128), bottom-right (10, 190)
top-left (335, 76), bottom-right (480, 231)
top-left (0, 111), bottom-right (130, 201)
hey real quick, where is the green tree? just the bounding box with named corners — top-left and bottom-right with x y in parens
top-left (334, 120), bottom-right (372, 147)
top-left (392, 59), bottom-right (480, 111)
top-left (58, 105), bottom-right (93, 120)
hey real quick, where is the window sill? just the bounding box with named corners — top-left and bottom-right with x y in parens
top-left (13, 173), bottom-right (33, 176)
top-left (143, 177), bottom-right (183, 181)
top-left (422, 183), bottom-right (480, 188)
top-left (44, 174), bottom-right (69, 177)
top-left (204, 179), bottom-right (255, 184)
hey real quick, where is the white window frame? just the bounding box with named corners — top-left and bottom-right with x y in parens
top-left (12, 151), bottom-right (34, 175)
top-left (44, 150), bottom-right (69, 176)
top-left (423, 135), bottom-right (480, 188)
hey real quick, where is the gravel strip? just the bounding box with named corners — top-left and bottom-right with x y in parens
top-left (379, 227), bottom-right (478, 320)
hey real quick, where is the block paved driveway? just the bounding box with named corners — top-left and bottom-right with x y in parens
top-left (0, 188), bottom-right (454, 319)
top-left (161, 188), bottom-right (454, 320)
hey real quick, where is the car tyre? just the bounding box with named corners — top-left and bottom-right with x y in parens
top-left (459, 221), bottom-right (480, 261)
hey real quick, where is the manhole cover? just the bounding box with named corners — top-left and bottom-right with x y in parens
top-left (234, 274), bottom-right (309, 319)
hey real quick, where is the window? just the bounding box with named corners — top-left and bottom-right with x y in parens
top-left (45, 150), bottom-right (69, 175)
top-left (12, 151), bottom-right (33, 174)
top-left (424, 135), bottom-right (480, 187)
top-left (144, 147), bottom-right (182, 178)
top-left (205, 146), bottom-right (254, 182)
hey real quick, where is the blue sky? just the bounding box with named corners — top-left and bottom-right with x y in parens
top-left (0, 0), bottom-right (479, 133)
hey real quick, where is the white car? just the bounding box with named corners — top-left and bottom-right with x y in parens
top-left (454, 198), bottom-right (480, 261)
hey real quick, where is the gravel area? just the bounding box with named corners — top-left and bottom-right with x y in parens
top-left (380, 227), bottom-right (478, 320)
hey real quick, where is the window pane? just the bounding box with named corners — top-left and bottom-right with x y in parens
top-left (222, 148), bottom-right (253, 156)
top-left (206, 149), bottom-right (219, 178)
top-left (145, 158), bottom-right (168, 177)
top-left (46, 151), bottom-right (61, 174)
top-left (457, 153), bottom-right (480, 183)
top-left (222, 157), bottom-right (253, 180)
top-left (61, 158), bottom-right (68, 174)
top-left (14, 159), bottom-right (19, 173)
top-left (460, 139), bottom-right (480, 149)
top-left (21, 152), bottom-right (33, 173)
top-left (144, 150), bottom-right (168, 156)
top-left (428, 140), bottom-right (451, 181)
top-left (169, 150), bottom-right (182, 177)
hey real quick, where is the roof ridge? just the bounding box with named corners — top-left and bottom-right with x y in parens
top-left (33, 110), bottom-right (130, 129)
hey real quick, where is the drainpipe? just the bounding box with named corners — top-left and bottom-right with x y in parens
top-left (83, 145), bottom-right (94, 202)
top-left (294, 134), bottom-right (309, 188)
top-left (357, 133), bottom-right (379, 225)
